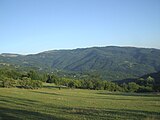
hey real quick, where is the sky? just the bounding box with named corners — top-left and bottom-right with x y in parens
top-left (0, 0), bottom-right (160, 54)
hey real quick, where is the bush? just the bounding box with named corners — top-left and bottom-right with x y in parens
top-left (32, 80), bottom-right (43, 89)
top-left (128, 82), bottom-right (139, 92)
top-left (153, 84), bottom-right (160, 92)
top-left (68, 80), bottom-right (75, 88)
top-left (18, 79), bottom-right (43, 89)
top-left (1, 77), bottom-right (16, 88)
top-left (138, 86), bottom-right (153, 92)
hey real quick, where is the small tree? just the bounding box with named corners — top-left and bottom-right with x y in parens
top-left (128, 82), bottom-right (139, 92)
top-left (146, 76), bottom-right (154, 86)
top-left (46, 74), bottom-right (60, 84)
top-left (138, 86), bottom-right (153, 92)
top-left (1, 77), bottom-right (16, 88)
top-left (121, 83), bottom-right (128, 92)
top-left (18, 77), bottom-right (42, 89)
top-left (68, 80), bottom-right (75, 88)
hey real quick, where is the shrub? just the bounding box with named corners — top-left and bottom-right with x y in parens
top-left (1, 77), bottom-right (16, 88)
top-left (128, 82), bottom-right (139, 92)
top-left (18, 79), bottom-right (43, 89)
top-left (138, 86), bottom-right (153, 92)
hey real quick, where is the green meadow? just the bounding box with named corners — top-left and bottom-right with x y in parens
top-left (0, 87), bottom-right (160, 120)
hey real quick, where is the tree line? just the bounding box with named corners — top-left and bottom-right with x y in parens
top-left (0, 68), bottom-right (43, 89)
top-left (46, 74), bottom-right (159, 92)
top-left (0, 67), bottom-right (159, 92)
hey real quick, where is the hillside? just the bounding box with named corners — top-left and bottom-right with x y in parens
top-left (116, 71), bottom-right (160, 84)
top-left (0, 46), bottom-right (160, 81)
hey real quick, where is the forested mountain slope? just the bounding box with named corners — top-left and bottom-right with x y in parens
top-left (0, 46), bottom-right (160, 80)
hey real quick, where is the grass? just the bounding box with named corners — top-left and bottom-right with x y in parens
top-left (0, 87), bottom-right (160, 120)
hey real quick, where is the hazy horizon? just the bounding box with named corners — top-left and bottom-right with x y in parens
top-left (0, 45), bottom-right (160, 55)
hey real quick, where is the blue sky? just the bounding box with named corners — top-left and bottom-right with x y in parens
top-left (0, 0), bottom-right (160, 54)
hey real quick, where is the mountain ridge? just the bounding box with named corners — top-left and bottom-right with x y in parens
top-left (1, 46), bottom-right (160, 56)
top-left (0, 46), bottom-right (160, 81)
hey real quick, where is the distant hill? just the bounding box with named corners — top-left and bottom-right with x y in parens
top-left (0, 46), bottom-right (160, 81)
top-left (115, 71), bottom-right (160, 84)
top-left (139, 71), bottom-right (160, 84)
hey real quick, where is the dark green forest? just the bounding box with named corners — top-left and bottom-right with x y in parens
top-left (0, 65), bottom-right (159, 92)
top-left (0, 46), bottom-right (160, 92)
top-left (1, 46), bottom-right (160, 81)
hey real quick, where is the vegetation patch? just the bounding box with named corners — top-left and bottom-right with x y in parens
top-left (0, 88), bottom-right (160, 120)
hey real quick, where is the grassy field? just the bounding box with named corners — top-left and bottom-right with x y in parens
top-left (0, 87), bottom-right (160, 120)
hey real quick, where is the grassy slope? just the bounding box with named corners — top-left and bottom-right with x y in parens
top-left (0, 88), bottom-right (160, 120)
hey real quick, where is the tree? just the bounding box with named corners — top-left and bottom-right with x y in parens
top-left (82, 80), bottom-right (94, 89)
top-left (46, 74), bottom-right (60, 84)
top-left (128, 82), bottom-right (139, 92)
top-left (18, 78), bottom-right (42, 89)
top-left (121, 83), bottom-right (128, 92)
top-left (136, 78), bottom-right (145, 86)
top-left (93, 80), bottom-right (104, 90)
top-left (153, 84), bottom-right (160, 92)
top-left (68, 80), bottom-right (75, 88)
top-left (1, 77), bottom-right (16, 88)
top-left (138, 86), bottom-right (153, 92)
top-left (146, 76), bottom-right (154, 86)
top-left (74, 80), bottom-right (82, 88)
top-left (28, 70), bottom-right (40, 80)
